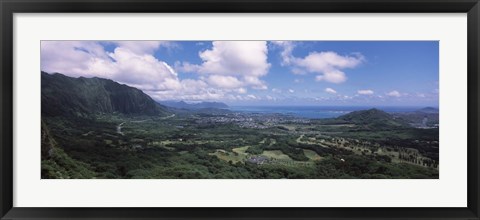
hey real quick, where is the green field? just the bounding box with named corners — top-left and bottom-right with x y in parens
top-left (42, 110), bottom-right (439, 179)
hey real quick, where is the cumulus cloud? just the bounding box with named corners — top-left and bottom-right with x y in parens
top-left (176, 41), bottom-right (271, 90)
top-left (271, 41), bottom-right (295, 65)
top-left (272, 88), bottom-right (282, 93)
top-left (41, 41), bottom-right (374, 104)
top-left (315, 70), bottom-right (347, 83)
top-left (325, 88), bottom-right (337, 94)
top-left (114, 41), bottom-right (175, 55)
top-left (41, 41), bottom-right (221, 101)
top-left (386, 90), bottom-right (401, 97)
top-left (207, 75), bottom-right (243, 89)
top-left (147, 79), bottom-right (224, 101)
top-left (237, 88), bottom-right (247, 94)
top-left (357, 89), bottom-right (374, 95)
top-left (273, 41), bottom-right (364, 83)
top-left (174, 61), bottom-right (198, 73)
top-left (41, 41), bottom-right (178, 91)
top-left (266, 95), bottom-right (276, 101)
top-left (41, 41), bottom-right (111, 78)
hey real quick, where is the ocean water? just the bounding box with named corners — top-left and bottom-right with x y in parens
top-left (228, 106), bottom-right (424, 119)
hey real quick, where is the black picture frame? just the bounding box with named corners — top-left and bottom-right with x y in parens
top-left (1, 0), bottom-right (479, 219)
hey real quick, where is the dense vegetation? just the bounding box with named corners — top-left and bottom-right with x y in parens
top-left (41, 73), bottom-right (439, 179)
top-left (41, 111), bottom-right (439, 179)
top-left (42, 72), bottom-right (168, 117)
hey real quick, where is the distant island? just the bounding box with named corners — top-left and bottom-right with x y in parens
top-left (417, 107), bottom-right (439, 114)
top-left (41, 72), bottom-right (439, 179)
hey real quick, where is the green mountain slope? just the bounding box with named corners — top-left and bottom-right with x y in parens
top-left (41, 72), bottom-right (169, 117)
top-left (41, 120), bottom-right (96, 179)
top-left (336, 108), bottom-right (410, 129)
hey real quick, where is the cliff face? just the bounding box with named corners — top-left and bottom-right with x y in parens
top-left (41, 72), bottom-right (169, 117)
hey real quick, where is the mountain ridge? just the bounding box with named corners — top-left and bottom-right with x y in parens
top-left (42, 72), bottom-right (169, 117)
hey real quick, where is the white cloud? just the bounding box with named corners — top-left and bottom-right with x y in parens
top-left (386, 90), bottom-right (401, 97)
top-left (207, 75), bottom-right (243, 89)
top-left (106, 48), bottom-right (179, 89)
top-left (176, 41), bottom-right (271, 90)
top-left (237, 88), bottom-right (247, 94)
top-left (274, 41), bottom-right (364, 83)
top-left (270, 41), bottom-right (295, 65)
top-left (357, 89), bottom-right (374, 95)
top-left (41, 41), bottom-right (179, 92)
top-left (294, 78), bottom-right (303, 83)
top-left (41, 41), bottom-right (224, 102)
top-left (42, 41), bottom-right (277, 103)
top-left (147, 79), bottom-right (224, 101)
top-left (325, 88), bottom-right (337, 94)
top-left (288, 89), bottom-right (295, 93)
top-left (291, 68), bottom-right (306, 75)
top-left (174, 61), bottom-right (198, 73)
top-left (243, 76), bottom-right (268, 90)
top-left (113, 41), bottom-right (174, 55)
top-left (266, 95), bottom-right (276, 101)
top-left (41, 41), bottom-right (111, 78)
top-left (297, 52), bottom-right (363, 72)
top-left (272, 88), bottom-right (282, 93)
top-left (315, 70), bottom-right (347, 83)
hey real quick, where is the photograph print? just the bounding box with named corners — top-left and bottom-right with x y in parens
top-left (41, 41), bottom-right (439, 179)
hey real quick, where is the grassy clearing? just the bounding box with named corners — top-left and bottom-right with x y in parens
top-left (281, 125), bottom-right (296, 131)
top-left (260, 150), bottom-right (315, 167)
top-left (262, 150), bottom-right (293, 161)
top-left (209, 149), bottom-right (247, 164)
top-left (296, 134), bottom-right (329, 146)
top-left (319, 138), bottom-right (434, 168)
top-left (160, 140), bottom-right (176, 145)
top-left (303, 149), bottom-right (323, 161)
top-left (269, 138), bottom-right (277, 146)
top-left (232, 146), bottom-right (250, 154)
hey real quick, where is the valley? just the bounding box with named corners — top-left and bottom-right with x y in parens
top-left (41, 72), bottom-right (439, 179)
top-left (42, 108), bottom-right (439, 179)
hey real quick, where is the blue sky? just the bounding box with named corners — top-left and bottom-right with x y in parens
top-left (41, 41), bottom-right (439, 107)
